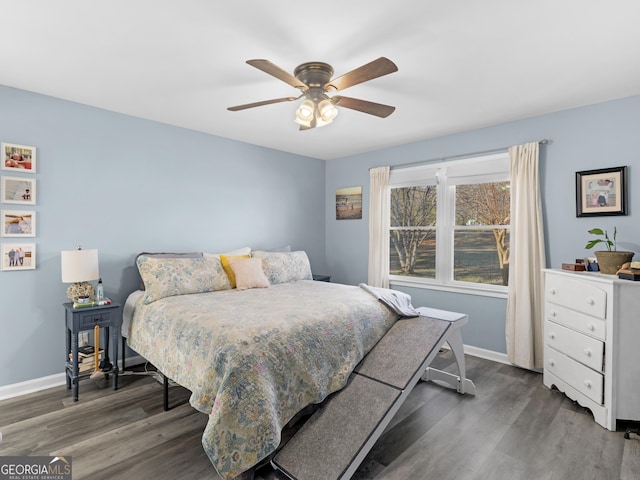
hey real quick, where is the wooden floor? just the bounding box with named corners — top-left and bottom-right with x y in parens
top-left (1, 354), bottom-right (639, 480)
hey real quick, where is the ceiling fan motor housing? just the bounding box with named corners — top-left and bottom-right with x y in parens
top-left (293, 62), bottom-right (334, 90)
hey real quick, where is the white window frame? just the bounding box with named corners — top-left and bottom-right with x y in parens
top-left (389, 153), bottom-right (510, 299)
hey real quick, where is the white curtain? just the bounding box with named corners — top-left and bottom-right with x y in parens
top-left (368, 166), bottom-right (390, 287)
top-left (505, 142), bottom-right (547, 370)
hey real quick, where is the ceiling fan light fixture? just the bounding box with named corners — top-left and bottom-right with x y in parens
top-left (294, 99), bottom-right (315, 126)
top-left (318, 98), bottom-right (338, 122)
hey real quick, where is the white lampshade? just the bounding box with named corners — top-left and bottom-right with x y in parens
top-left (61, 248), bottom-right (99, 283)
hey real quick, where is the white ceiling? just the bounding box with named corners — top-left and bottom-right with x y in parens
top-left (2, 1), bottom-right (640, 160)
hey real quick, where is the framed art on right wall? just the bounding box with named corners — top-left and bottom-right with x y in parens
top-left (576, 166), bottom-right (627, 217)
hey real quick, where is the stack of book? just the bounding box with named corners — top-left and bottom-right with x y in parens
top-left (618, 268), bottom-right (640, 281)
top-left (69, 346), bottom-right (104, 373)
top-left (72, 297), bottom-right (112, 309)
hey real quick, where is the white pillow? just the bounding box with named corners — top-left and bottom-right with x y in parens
top-left (203, 246), bottom-right (251, 260)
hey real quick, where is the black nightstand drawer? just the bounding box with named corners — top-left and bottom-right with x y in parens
top-left (80, 311), bottom-right (112, 327)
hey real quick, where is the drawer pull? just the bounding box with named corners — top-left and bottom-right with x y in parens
top-left (588, 323), bottom-right (595, 331)
top-left (550, 289), bottom-right (557, 295)
top-left (548, 332), bottom-right (556, 339)
top-left (93, 317), bottom-right (100, 322)
top-left (548, 359), bottom-right (555, 367)
top-left (584, 348), bottom-right (592, 357)
top-left (584, 380), bottom-right (592, 389)
top-left (586, 297), bottom-right (595, 306)
top-left (550, 310), bottom-right (557, 318)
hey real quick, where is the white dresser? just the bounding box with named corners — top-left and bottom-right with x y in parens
top-left (543, 269), bottom-right (640, 430)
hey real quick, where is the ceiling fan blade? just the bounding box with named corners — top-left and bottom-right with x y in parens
top-left (327, 57), bottom-right (398, 92)
top-left (246, 59), bottom-right (307, 91)
top-left (332, 96), bottom-right (396, 118)
top-left (227, 97), bottom-right (298, 111)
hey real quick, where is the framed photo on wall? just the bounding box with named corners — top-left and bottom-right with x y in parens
top-left (1, 243), bottom-right (36, 271)
top-left (1, 176), bottom-right (36, 205)
top-left (1, 143), bottom-right (37, 173)
top-left (0, 210), bottom-right (36, 237)
top-left (576, 166), bottom-right (627, 217)
top-left (336, 186), bottom-right (363, 220)
top-left (1, 210), bottom-right (36, 237)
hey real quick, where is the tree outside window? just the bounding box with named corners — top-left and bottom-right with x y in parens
top-left (454, 182), bottom-right (510, 286)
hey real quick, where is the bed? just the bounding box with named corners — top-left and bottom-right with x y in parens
top-left (123, 250), bottom-right (400, 479)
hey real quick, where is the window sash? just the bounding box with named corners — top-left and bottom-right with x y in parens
top-left (388, 153), bottom-right (510, 294)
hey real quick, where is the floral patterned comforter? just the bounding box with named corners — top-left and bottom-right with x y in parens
top-left (127, 280), bottom-right (399, 479)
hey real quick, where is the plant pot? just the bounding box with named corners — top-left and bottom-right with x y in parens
top-left (594, 251), bottom-right (635, 274)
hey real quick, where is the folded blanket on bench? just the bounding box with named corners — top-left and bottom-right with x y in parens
top-left (359, 283), bottom-right (419, 317)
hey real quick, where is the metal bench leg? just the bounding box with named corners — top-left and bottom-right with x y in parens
top-left (421, 328), bottom-right (476, 395)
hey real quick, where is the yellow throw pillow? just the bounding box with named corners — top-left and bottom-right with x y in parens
top-left (220, 254), bottom-right (250, 288)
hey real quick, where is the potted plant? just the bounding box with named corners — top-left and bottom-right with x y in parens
top-left (585, 227), bottom-right (634, 274)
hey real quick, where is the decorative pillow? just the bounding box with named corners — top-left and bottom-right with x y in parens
top-left (251, 251), bottom-right (313, 285)
top-left (135, 252), bottom-right (203, 290)
top-left (230, 257), bottom-right (270, 290)
top-left (219, 254), bottom-right (251, 288)
top-left (137, 255), bottom-right (231, 304)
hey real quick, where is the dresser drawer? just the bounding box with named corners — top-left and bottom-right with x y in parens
top-left (546, 274), bottom-right (607, 319)
top-left (544, 346), bottom-right (604, 404)
top-left (545, 321), bottom-right (604, 372)
top-left (545, 302), bottom-right (606, 341)
top-left (79, 310), bottom-right (112, 328)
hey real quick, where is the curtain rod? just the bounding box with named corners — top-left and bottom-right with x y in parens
top-left (377, 139), bottom-right (549, 171)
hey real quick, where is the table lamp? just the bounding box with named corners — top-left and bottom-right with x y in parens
top-left (61, 247), bottom-right (99, 302)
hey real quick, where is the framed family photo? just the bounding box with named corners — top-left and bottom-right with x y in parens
top-left (1, 176), bottom-right (36, 205)
top-left (576, 166), bottom-right (627, 217)
top-left (2, 142), bottom-right (36, 173)
top-left (1, 243), bottom-right (36, 271)
top-left (1, 210), bottom-right (36, 237)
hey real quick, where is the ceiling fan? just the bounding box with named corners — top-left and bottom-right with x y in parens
top-left (227, 57), bottom-right (398, 130)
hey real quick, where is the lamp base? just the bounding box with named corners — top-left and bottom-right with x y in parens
top-left (66, 281), bottom-right (95, 302)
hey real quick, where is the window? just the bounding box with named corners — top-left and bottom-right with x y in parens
top-left (389, 153), bottom-right (510, 295)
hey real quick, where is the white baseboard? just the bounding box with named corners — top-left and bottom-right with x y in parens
top-left (0, 373), bottom-right (67, 401)
top-left (0, 355), bottom-right (148, 401)
top-left (462, 344), bottom-right (511, 365)
top-left (443, 343), bottom-right (541, 372)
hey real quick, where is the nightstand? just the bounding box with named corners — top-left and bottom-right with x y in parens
top-left (312, 274), bottom-right (331, 282)
top-left (64, 302), bottom-right (121, 401)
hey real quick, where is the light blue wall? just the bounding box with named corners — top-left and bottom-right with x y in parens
top-left (0, 85), bottom-right (326, 387)
top-left (3, 83), bottom-right (639, 388)
top-left (326, 95), bottom-right (640, 354)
